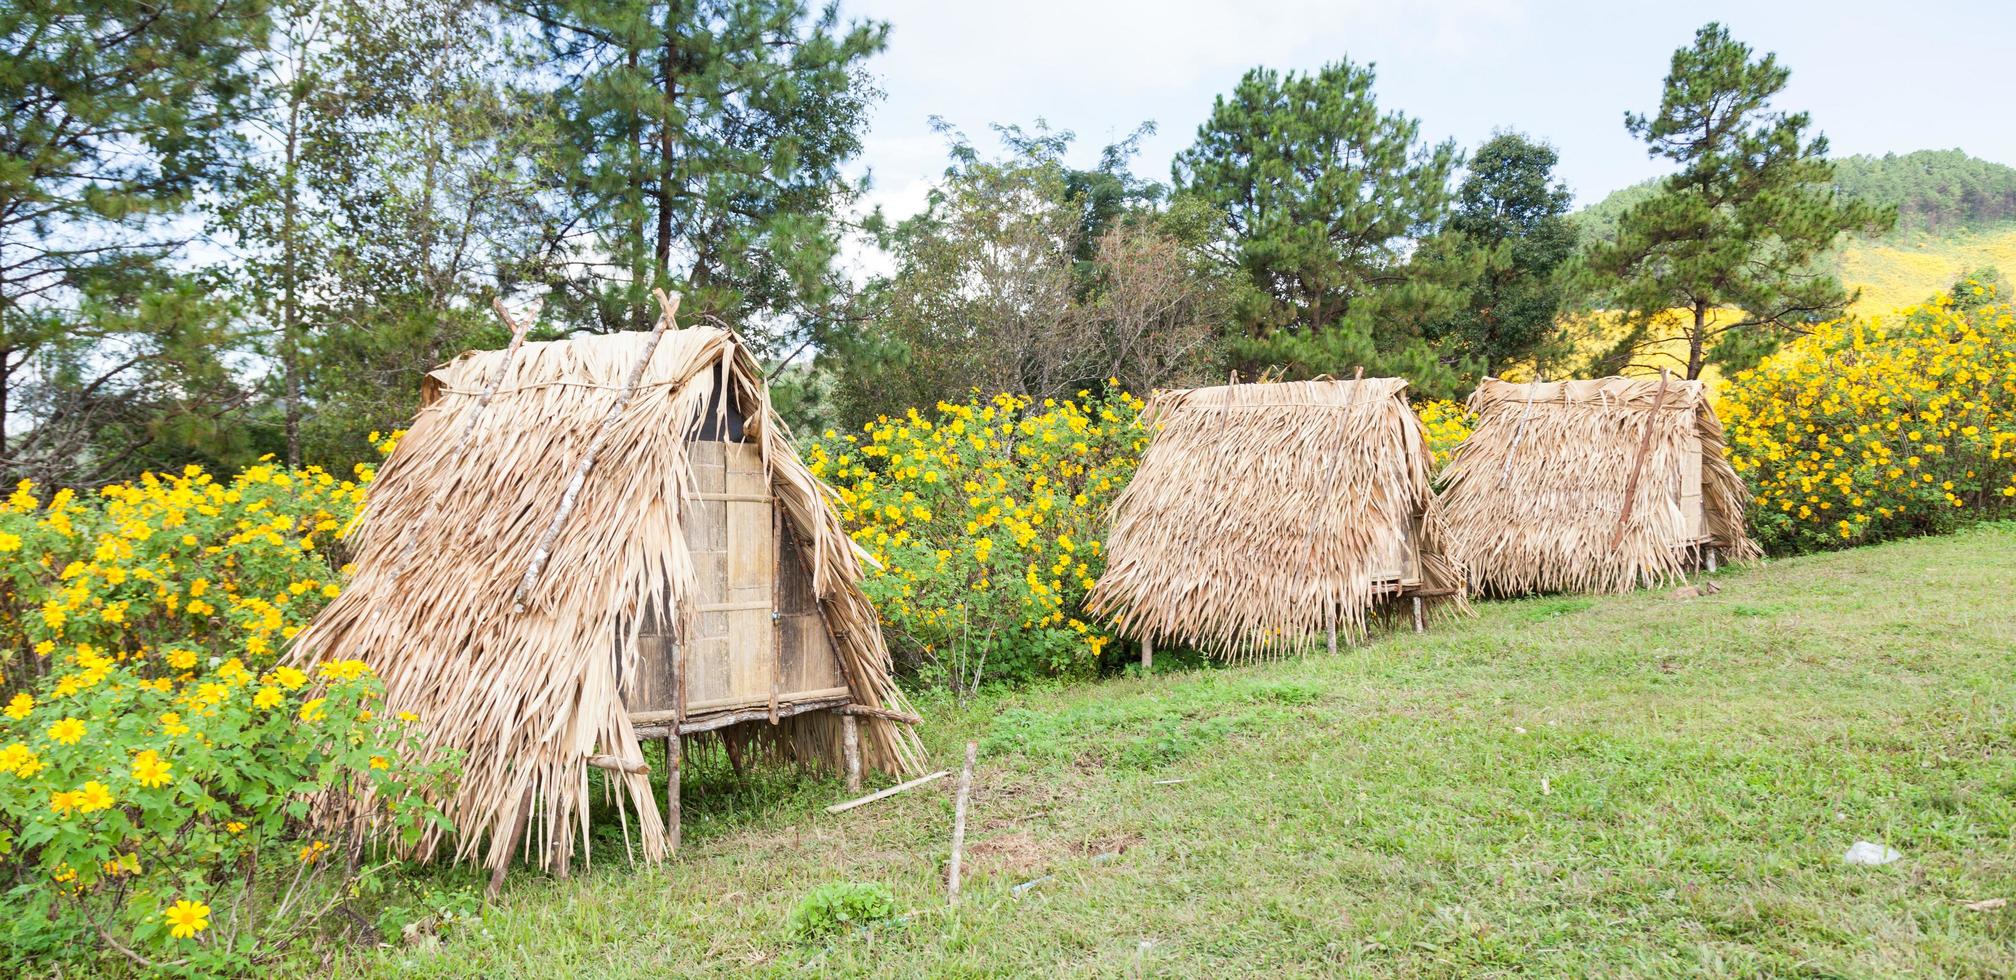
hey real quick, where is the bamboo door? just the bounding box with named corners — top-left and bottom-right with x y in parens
top-left (677, 440), bottom-right (776, 714)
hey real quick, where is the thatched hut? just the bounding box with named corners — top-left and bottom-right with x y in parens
top-left (290, 302), bottom-right (922, 888)
top-left (1086, 377), bottom-right (1464, 660)
top-left (1439, 375), bottom-right (1761, 596)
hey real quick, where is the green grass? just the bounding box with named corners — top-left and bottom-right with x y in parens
top-left (360, 526), bottom-right (2016, 977)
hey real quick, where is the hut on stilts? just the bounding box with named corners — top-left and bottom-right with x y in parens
top-left (289, 293), bottom-right (923, 893)
top-left (1438, 374), bottom-right (1761, 596)
top-left (1086, 377), bottom-right (1465, 662)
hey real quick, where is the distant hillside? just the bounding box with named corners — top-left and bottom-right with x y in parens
top-left (1572, 149), bottom-right (2016, 315)
top-left (1574, 149), bottom-right (2016, 241)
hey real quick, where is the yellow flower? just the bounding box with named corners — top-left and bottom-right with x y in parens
top-left (164, 899), bottom-right (211, 939)
top-left (396, 710), bottom-right (419, 724)
top-left (369, 755), bottom-right (390, 770)
top-left (166, 647), bottom-right (199, 671)
top-left (253, 686), bottom-right (283, 710)
top-left (274, 666), bottom-right (308, 691)
top-left (132, 750), bottom-right (173, 788)
top-left (159, 712), bottom-right (190, 736)
top-left (47, 717), bottom-right (86, 745)
top-left (225, 821), bottom-right (247, 834)
top-left (4, 692), bottom-right (31, 720)
top-left (75, 780), bottom-right (115, 812)
top-left (298, 698), bottom-right (326, 723)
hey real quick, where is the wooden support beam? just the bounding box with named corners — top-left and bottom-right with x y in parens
top-left (487, 789), bottom-right (534, 900)
top-left (1412, 596), bottom-right (1425, 634)
top-left (1140, 636), bottom-right (1152, 672)
top-left (1608, 369), bottom-right (1673, 551)
top-left (831, 703), bottom-right (922, 726)
top-left (586, 754), bottom-right (648, 775)
top-left (841, 713), bottom-right (862, 793)
top-left (633, 695), bottom-right (852, 738)
top-left (512, 289), bottom-right (680, 613)
top-left (665, 734), bottom-right (682, 854)
top-left (1706, 546), bottom-right (1719, 573)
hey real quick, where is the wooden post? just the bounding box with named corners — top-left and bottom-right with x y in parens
top-left (512, 289), bottom-right (680, 612)
top-left (841, 713), bottom-right (862, 793)
top-left (665, 733), bottom-right (682, 854)
top-left (1706, 546), bottom-right (1719, 573)
top-left (1411, 596), bottom-right (1425, 633)
top-left (487, 789), bottom-right (535, 900)
top-left (948, 741), bottom-right (977, 907)
top-left (1139, 636), bottom-right (1152, 672)
top-left (1608, 369), bottom-right (1673, 551)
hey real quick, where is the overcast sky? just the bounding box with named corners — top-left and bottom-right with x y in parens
top-left (836, 0), bottom-right (2016, 230)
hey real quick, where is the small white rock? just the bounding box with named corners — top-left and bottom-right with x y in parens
top-left (1843, 841), bottom-right (1902, 866)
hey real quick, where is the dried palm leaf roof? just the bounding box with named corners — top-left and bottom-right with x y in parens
top-left (1086, 378), bottom-right (1464, 660)
top-left (290, 325), bottom-right (922, 877)
top-left (1439, 376), bottom-right (1761, 596)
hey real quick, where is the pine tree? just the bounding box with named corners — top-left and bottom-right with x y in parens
top-left (1584, 23), bottom-right (1895, 379)
top-left (0, 0), bottom-right (271, 483)
top-left (1429, 132), bottom-right (1576, 377)
top-left (1172, 59), bottom-right (1467, 389)
top-left (511, 0), bottom-right (886, 346)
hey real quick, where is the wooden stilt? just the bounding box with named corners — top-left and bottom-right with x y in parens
top-left (1411, 596), bottom-right (1425, 633)
top-left (1140, 636), bottom-right (1152, 672)
top-left (666, 732), bottom-right (682, 854)
top-left (723, 735), bottom-right (745, 778)
top-left (487, 789), bottom-right (535, 900)
top-left (1706, 546), bottom-right (1719, 573)
top-left (841, 713), bottom-right (862, 793)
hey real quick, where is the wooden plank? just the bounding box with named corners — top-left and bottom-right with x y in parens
top-left (634, 694), bottom-right (852, 737)
top-left (696, 600), bottom-right (774, 613)
top-left (632, 686), bottom-right (852, 723)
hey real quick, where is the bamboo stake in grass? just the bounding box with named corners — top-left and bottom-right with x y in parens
top-left (826, 770), bottom-right (948, 814)
top-left (513, 289), bottom-right (681, 612)
top-left (1607, 369), bottom-right (1672, 551)
top-left (947, 741), bottom-right (977, 906)
top-left (391, 297), bottom-right (541, 571)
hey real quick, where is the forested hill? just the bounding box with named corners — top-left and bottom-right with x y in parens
top-left (1573, 149), bottom-right (2016, 241)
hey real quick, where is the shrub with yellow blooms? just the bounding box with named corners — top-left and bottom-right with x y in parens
top-left (1721, 282), bottom-right (2016, 552)
top-left (1416, 399), bottom-right (1475, 473)
top-left (0, 440), bottom-right (457, 971)
top-left (0, 656), bottom-right (453, 970)
top-left (807, 390), bottom-right (1146, 687)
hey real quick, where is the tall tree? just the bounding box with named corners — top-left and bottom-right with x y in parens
top-left (832, 123), bottom-right (1206, 426)
top-left (511, 0), bottom-right (886, 347)
top-left (1583, 23), bottom-right (1895, 379)
top-left (1427, 131), bottom-right (1576, 377)
top-left (1172, 60), bottom-right (1469, 391)
top-left (0, 0), bottom-right (272, 484)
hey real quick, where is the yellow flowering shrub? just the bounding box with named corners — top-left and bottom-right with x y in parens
top-left (1416, 399), bottom-right (1475, 472)
top-left (0, 441), bottom-right (457, 970)
top-left (0, 657), bottom-right (453, 970)
top-left (1722, 283), bottom-right (2016, 552)
top-left (807, 391), bottom-right (1145, 686)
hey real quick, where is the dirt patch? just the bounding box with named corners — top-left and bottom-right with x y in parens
top-left (1079, 831), bottom-right (1143, 858)
top-left (965, 830), bottom-right (1058, 880)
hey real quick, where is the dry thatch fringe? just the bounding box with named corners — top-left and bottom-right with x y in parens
top-left (1086, 378), bottom-right (1466, 661)
top-left (288, 326), bottom-right (923, 878)
top-left (1440, 376), bottom-right (1763, 596)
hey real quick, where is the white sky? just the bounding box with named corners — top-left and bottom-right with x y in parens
top-left (837, 0), bottom-right (2016, 231)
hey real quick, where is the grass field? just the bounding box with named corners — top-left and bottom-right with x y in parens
top-left (362, 526), bottom-right (2016, 977)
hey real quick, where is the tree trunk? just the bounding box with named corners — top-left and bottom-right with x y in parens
top-left (654, 16), bottom-right (679, 278)
top-left (281, 89), bottom-right (303, 471)
top-left (1686, 300), bottom-right (1707, 380)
